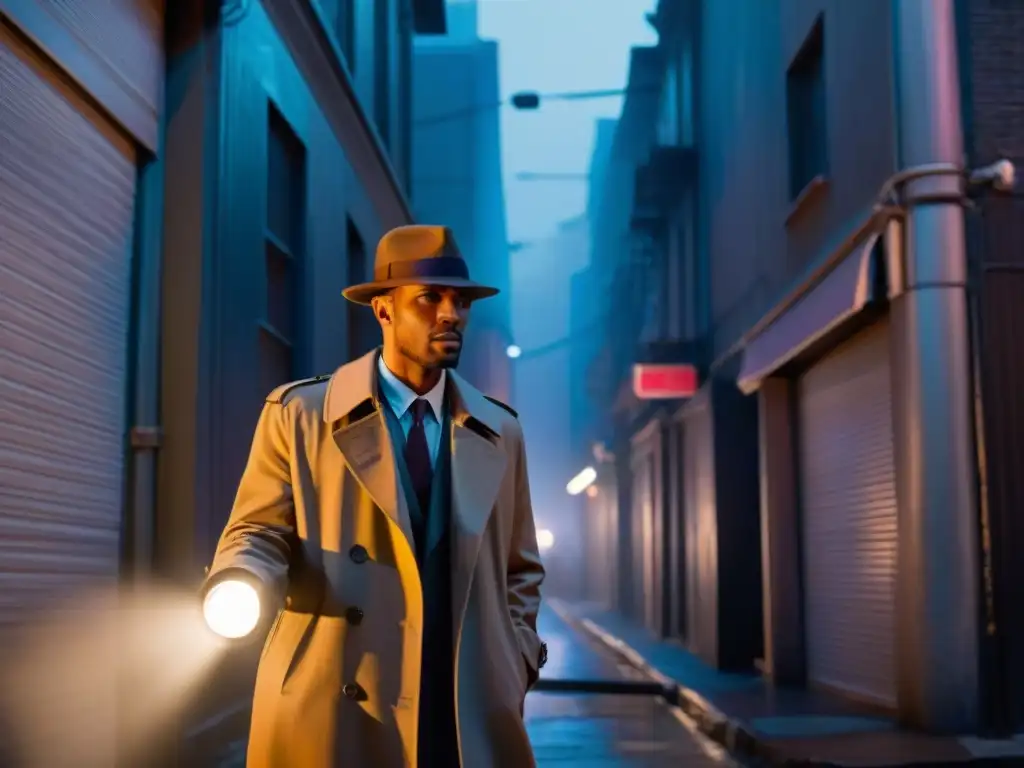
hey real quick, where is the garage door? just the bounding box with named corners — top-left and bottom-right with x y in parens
top-left (798, 319), bottom-right (898, 707)
top-left (0, 29), bottom-right (136, 630)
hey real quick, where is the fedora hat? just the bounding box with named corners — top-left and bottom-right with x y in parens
top-left (342, 225), bottom-right (500, 305)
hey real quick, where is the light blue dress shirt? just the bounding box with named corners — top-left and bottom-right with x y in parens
top-left (377, 356), bottom-right (446, 468)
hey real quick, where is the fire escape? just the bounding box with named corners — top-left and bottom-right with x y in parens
top-left (610, 143), bottom-right (700, 416)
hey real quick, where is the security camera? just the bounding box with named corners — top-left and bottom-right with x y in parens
top-left (969, 159), bottom-right (1016, 193)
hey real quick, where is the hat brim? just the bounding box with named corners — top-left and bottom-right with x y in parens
top-left (342, 277), bottom-right (500, 305)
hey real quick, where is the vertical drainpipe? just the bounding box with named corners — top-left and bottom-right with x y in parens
top-left (890, 0), bottom-right (979, 732)
top-left (127, 135), bottom-right (165, 582)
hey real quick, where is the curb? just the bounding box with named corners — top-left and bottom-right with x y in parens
top-left (547, 600), bottom-right (1024, 768)
top-left (547, 600), bottom-right (767, 764)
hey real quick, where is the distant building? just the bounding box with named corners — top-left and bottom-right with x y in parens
top-left (578, 0), bottom-right (1024, 739)
top-left (511, 217), bottom-right (589, 597)
top-left (411, 20), bottom-right (512, 402)
top-left (0, 0), bottom-right (438, 757)
top-left (444, 0), bottom-right (480, 40)
top-left (569, 118), bottom-right (618, 468)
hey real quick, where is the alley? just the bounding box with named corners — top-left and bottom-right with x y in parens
top-left (215, 604), bottom-right (736, 767)
top-left (526, 605), bottom-right (736, 766)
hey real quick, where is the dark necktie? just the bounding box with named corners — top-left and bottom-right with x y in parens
top-left (405, 399), bottom-right (434, 512)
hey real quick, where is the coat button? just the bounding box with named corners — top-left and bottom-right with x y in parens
top-left (342, 683), bottom-right (361, 700)
top-left (349, 545), bottom-right (368, 564)
top-left (345, 606), bottom-right (364, 625)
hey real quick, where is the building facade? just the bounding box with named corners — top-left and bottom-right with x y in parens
top-left (579, 0), bottom-right (1024, 737)
top-left (1, 0), bottom-right (439, 757)
top-left (410, 13), bottom-right (512, 403)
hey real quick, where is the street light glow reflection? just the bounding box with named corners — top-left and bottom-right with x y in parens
top-left (506, 344), bottom-right (522, 359)
top-left (566, 466), bottom-right (597, 496)
top-left (203, 579), bottom-right (261, 639)
top-left (537, 528), bottom-right (555, 552)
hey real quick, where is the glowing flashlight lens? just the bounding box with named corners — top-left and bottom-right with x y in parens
top-left (203, 579), bottom-right (261, 639)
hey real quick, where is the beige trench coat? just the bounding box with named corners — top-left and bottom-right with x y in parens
top-left (207, 350), bottom-right (545, 768)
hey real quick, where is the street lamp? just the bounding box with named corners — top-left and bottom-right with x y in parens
top-left (515, 171), bottom-right (590, 182)
top-left (415, 85), bottom-right (654, 127)
top-left (506, 344), bottom-right (523, 359)
top-left (566, 466), bottom-right (597, 496)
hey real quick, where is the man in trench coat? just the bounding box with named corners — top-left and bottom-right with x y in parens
top-left (204, 224), bottom-right (546, 768)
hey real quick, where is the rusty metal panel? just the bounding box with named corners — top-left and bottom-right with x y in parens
top-left (797, 318), bottom-right (897, 707)
top-left (0, 31), bottom-right (134, 625)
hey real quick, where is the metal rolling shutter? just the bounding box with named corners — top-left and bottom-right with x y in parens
top-left (798, 319), bottom-right (898, 707)
top-left (684, 402), bottom-right (716, 663)
top-left (0, 32), bottom-right (136, 631)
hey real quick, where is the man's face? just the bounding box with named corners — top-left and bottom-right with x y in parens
top-left (384, 284), bottom-right (472, 369)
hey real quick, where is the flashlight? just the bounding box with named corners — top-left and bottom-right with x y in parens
top-left (203, 578), bottom-right (262, 639)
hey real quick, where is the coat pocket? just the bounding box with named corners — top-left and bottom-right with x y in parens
top-left (260, 611), bottom-right (284, 662)
top-left (254, 610), bottom-right (317, 695)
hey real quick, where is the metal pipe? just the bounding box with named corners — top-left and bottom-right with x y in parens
top-left (127, 145), bottom-right (165, 583)
top-left (890, 0), bottom-right (979, 732)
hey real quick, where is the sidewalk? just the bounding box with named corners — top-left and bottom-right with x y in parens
top-left (551, 599), bottom-right (1024, 767)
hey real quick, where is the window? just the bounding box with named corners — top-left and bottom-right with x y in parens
top-left (346, 219), bottom-right (377, 358)
top-left (336, 1), bottom-right (356, 73)
top-left (656, 65), bottom-right (679, 146)
top-left (261, 105), bottom-right (306, 395)
top-left (374, 0), bottom-right (391, 148)
top-left (678, 42), bottom-right (695, 147)
top-left (786, 17), bottom-right (827, 199)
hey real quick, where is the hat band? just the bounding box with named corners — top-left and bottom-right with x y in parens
top-left (379, 256), bottom-right (471, 282)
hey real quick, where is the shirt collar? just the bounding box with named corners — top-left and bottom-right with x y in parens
top-left (377, 355), bottom-right (446, 423)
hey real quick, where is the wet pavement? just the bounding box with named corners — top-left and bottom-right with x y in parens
top-left (215, 604), bottom-right (736, 767)
top-left (527, 605), bottom-right (735, 766)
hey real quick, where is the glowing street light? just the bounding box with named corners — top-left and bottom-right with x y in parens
top-left (566, 466), bottom-right (597, 496)
top-left (203, 579), bottom-right (262, 639)
top-left (536, 528), bottom-right (555, 552)
top-left (506, 344), bottom-right (523, 359)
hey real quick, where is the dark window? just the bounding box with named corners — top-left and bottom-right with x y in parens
top-left (336, 1), bottom-right (356, 73)
top-left (374, 0), bottom-right (391, 148)
top-left (262, 105), bottom-right (306, 391)
top-left (346, 220), bottom-right (377, 358)
top-left (786, 17), bottom-right (827, 199)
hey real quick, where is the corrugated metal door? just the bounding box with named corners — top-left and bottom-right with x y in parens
top-left (798, 319), bottom-right (898, 707)
top-left (684, 399), bottom-right (717, 664)
top-left (0, 30), bottom-right (136, 630)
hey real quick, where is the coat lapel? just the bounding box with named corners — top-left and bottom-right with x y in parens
top-left (446, 373), bottom-right (510, 637)
top-left (324, 350), bottom-right (414, 545)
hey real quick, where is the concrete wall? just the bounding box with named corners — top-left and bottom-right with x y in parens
top-left (701, 0), bottom-right (898, 360)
